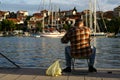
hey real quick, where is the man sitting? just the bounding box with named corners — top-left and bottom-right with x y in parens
top-left (61, 19), bottom-right (97, 72)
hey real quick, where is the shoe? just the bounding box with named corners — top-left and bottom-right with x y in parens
top-left (88, 66), bottom-right (97, 72)
top-left (62, 67), bottom-right (71, 73)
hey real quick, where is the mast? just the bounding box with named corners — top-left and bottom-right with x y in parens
top-left (42, 0), bottom-right (46, 33)
top-left (93, 0), bottom-right (97, 47)
top-left (85, 10), bottom-right (88, 27)
top-left (89, 0), bottom-right (93, 30)
top-left (42, 13), bottom-right (45, 33)
top-left (48, 0), bottom-right (51, 25)
top-left (51, 5), bottom-right (54, 27)
top-left (93, 0), bottom-right (97, 33)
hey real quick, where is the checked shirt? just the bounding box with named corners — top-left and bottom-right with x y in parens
top-left (61, 26), bottom-right (92, 58)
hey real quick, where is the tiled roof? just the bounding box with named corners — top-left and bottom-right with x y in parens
top-left (7, 18), bottom-right (20, 23)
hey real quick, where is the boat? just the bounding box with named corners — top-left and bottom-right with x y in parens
top-left (106, 33), bottom-right (115, 37)
top-left (40, 0), bottom-right (65, 38)
top-left (31, 34), bottom-right (41, 38)
top-left (91, 32), bottom-right (106, 36)
top-left (34, 35), bottom-right (41, 38)
top-left (41, 31), bottom-right (65, 38)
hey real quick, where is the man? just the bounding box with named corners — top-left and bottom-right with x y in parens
top-left (61, 19), bottom-right (97, 72)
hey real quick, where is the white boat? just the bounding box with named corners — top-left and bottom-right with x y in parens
top-left (106, 33), bottom-right (115, 37)
top-left (34, 35), bottom-right (41, 38)
top-left (31, 34), bottom-right (41, 38)
top-left (40, 0), bottom-right (65, 38)
top-left (91, 32), bottom-right (106, 36)
top-left (41, 31), bottom-right (65, 38)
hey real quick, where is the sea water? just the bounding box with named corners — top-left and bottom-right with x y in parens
top-left (0, 36), bottom-right (120, 69)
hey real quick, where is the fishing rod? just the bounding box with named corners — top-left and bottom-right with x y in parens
top-left (0, 52), bottom-right (20, 68)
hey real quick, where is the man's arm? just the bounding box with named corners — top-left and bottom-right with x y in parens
top-left (61, 28), bottom-right (72, 44)
top-left (61, 32), bottom-right (69, 43)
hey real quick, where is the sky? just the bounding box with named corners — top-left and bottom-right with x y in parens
top-left (0, 0), bottom-right (120, 15)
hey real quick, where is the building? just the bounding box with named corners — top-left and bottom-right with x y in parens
top-left (17, 10), bottom-right (29, 21)
top-left (114, 6), bottom-right (120, 17)
top-left (0, 11), bottom-right (9, 21)
top-left (27, 12), bottom-right (44, 30)
top-left (17, 10), bottom-right (29, 17)
top-left (58, 7), bottom-right (81, 26)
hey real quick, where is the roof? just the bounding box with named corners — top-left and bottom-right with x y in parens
top-left (7, 18), bottom-right (21, 24)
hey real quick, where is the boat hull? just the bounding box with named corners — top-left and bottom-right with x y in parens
top-left (91, 32), bottom-right (106, 36)
top-left (41, 32), bottom-right (65, 38)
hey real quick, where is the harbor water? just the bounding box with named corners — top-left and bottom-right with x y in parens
top-left (0, 36), bottom-right (120, 69)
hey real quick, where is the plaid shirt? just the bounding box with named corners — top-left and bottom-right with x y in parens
top-left (61, 26), bottom-right (92, 58)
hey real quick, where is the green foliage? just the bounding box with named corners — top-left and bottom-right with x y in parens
top-left (0, 23), bottom-right (2, 31)
top-left (26, 16), bottom-right (32, 20)
top-left (106, 17), bottom-right (120, 34)
top-left (0, 19), bottom-right (16, 31)
top-left (63, 23), bottom-right (71, 31)
top-left (24, 16), bottom-right (32, 26)
top-left (36, 21), bottom-right (42, 32)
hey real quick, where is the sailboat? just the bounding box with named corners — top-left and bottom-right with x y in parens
top-left (40, 0), bottom-right (65, 38)
top-left (89, 0), bottom-right (106, 36)
top-left (41, 31), bottom-right (65, 38)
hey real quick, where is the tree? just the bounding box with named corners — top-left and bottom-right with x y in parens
top-left (1, 19), bottom-right (16, 31)
top-left (106, 17), bottom-right (120, 34)
top-left (63, 21), bottom-right (72, 31)
top-left (0, 22), bottom-right (2, 31)
top-left (36, 21), bottom-right (42, 32)
top-left (24, 16), bottom-right (32, 26)
top-left (24, 16), bottom-right (32, 31)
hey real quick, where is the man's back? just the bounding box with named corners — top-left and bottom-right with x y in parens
top-left (70, 26), bottom-right (91, 49)
top-left (61, 25), bottom-right (92, 58)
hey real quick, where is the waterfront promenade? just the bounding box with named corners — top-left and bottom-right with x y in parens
top-left (0, 68), bottom-right (119, 80)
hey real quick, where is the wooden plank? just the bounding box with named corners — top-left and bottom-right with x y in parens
top-left (0, 74), bottom-right (20, 80)
top-left (33, 76), bottom-right (51, 80)
top-left (50, 75), bottom-right (70, 80)
top-left (16, 75), bottom-right (35, 80)
top-left (0, 74), bottom-right (7, 78)
top-left (85, 76), bottom-right (102, 80)
top-left (33, 73), bottom-right (71, 80)
top-left (68, 76), bottom-right (84, 80)
top-left (0, 68), bottom-right (23, 80)
top-left (0, 68), bottom-right (119, 80)
top-left (102, 78), bottom-right (120, 80)
top-left (14, 68), bottom-right (46, 80)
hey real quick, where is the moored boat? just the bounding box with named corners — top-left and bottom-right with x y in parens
top-left (91, 32), bottom-right (106, 36)
top-left (41, 31), bottom-right (65, 38)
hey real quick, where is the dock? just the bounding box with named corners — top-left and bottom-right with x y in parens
top-left (0, 68), bottom-right (120, 80)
